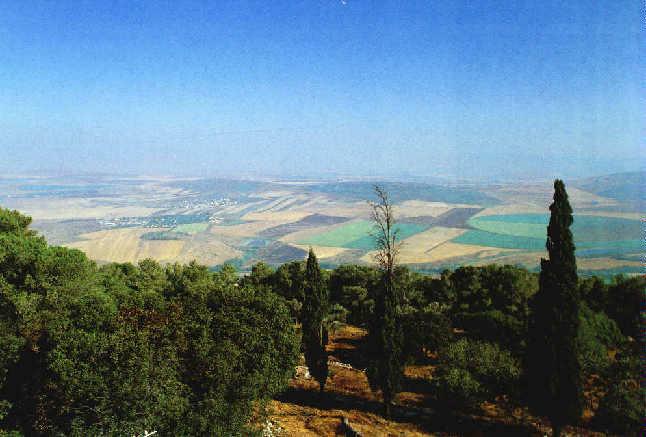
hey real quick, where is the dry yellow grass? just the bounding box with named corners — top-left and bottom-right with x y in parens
top-left (269, 400), bottom-right (432, 437)
top-left (242, 210), bottom-right (311, 222)
top-left (360, 227), bottom-right (467, 264)
top-left (364, 237), bottom-right (511, 264)
top-left (8, 198), bottom-right (160, 220)
top-left (308, 201), bottom-right (373, 219)
top-left (176, 235), bottom-right (241, 266)
top-left (270, 325), bottom-right (434, 436)
top-left (424, 241), bottom-right (510, 262)
top-left (473, 205), bottom-right (545, 218)
top-left (67, 228), bottom-right (241, 265)
top-left (472, 251), bottom-right (543, 267)
top-left (396, 200), bottom-right (466, 218)
top-left (67, 228), bottom-right (184, 263)
top-left (209, 220), bottom-right (284, 238)
top-left (249, 195), bottom-right (303, 214)
top-left (293, 244), bottom-right (349, 260)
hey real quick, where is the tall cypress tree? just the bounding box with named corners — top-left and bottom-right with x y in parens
top-left (301, 248), bottom-right (329, 392)
top-left (367, 273), bottom-right (403, 418)
top-left (366, 186), bottom-right (404, 418)
top-left (526, 179), bottom-right (583, 437)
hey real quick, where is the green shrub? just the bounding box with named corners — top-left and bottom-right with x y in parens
top-left (434, 339), bottom-right (521, 408)
top-left (605, 275), bottom-right (645, 339)
top-left (593, 346), bottom-right (643, 436)
top-left (435, 367), bottom-right (484, 408)
top-left (455, 310), bottom-right (525, 353)
top-left (576, 304), bottom-right (625, 375)
top-left (341, 285), bottom-right (374, 326)
top-left (401, 303), bottom-right (453, 362)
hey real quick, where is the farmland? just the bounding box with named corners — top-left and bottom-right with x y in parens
top-left (174, 222), bottom-right (210, 234)
top-left (0, 172), bottom-right (641, 277)
top-left (454, 214), bottom-right (641, 257)
top-left (299, 220), bottom-right (428, 250)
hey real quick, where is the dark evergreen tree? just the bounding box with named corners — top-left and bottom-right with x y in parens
top-left (301, 249), bottom-right (329, 392)
top-left (526, 180), bottom-right (583, 437)
top-left (367, 275), bottom-right (404, 417)
top-left (365, 186), bottom-right (404, 417)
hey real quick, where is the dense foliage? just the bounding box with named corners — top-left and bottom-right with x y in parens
top-left (593, 342), bottom-right (643, 436)
top-left (0, 208), bottom-right (299, 436)
top-left (576, 303), bottom-right (624, 375)
top-left (238, 246), bottom-right (640, 434)
top-left (434, 339), bottom-right (521, 408)
top-left (365, 275), bottom-right (404, 417)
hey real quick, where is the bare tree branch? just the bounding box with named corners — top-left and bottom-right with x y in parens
top-left (368, 185), bottom-right (401, 275)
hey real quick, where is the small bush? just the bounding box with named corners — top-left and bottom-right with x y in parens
top-left (434, 339), bottom-right (521, 408)
top-left (435, 367), bottom-right (484, 408)
top-left (593, 347), bottom-right (642, 436)
top-left (577, 304), bottom-right (625, 375)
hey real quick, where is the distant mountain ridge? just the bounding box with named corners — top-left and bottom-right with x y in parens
top-left (573, 171), bottom-right (644, 210)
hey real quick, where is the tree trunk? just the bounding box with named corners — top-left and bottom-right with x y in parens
top-left (383, 400), bottom-right (391, 418)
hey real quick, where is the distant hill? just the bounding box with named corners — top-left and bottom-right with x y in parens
top-left (302, 181), bottom-right (500, 206)
top-left (169, 179), bottom-right (502, 206)
top-left (573, 171), bottom-right (644, 210)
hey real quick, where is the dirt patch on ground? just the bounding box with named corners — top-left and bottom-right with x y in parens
top-left (271, 325), bottom-right (606, 437)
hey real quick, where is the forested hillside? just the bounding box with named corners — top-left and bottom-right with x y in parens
top-left (0, 202), bottom-right (642, 435)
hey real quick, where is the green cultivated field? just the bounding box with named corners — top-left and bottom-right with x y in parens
top-left (453, 214), bottom-right (641, 256)
top-left (300, 220), bottom-right (427, 250)
top-left (453, 229), bottom-right (545, 251)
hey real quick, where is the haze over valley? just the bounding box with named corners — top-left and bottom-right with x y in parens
top-left (2, 171), bottom-right (641, 277)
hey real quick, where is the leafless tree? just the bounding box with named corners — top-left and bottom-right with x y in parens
top-left (368, 185), bottom-right (400, 276)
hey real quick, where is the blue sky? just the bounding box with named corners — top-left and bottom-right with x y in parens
top-left (0, 1), bottom-right (643, 181)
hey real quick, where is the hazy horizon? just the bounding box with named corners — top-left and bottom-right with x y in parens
top-left (1, 1), bottom-right (643, 181)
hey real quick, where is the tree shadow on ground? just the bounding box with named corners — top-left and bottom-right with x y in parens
top-left (328, 336), bottom-right (370, 370)
top-left (276, 385), bottom-right (542, 436)
top-left (400, 374), bottom-right (435, 395)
